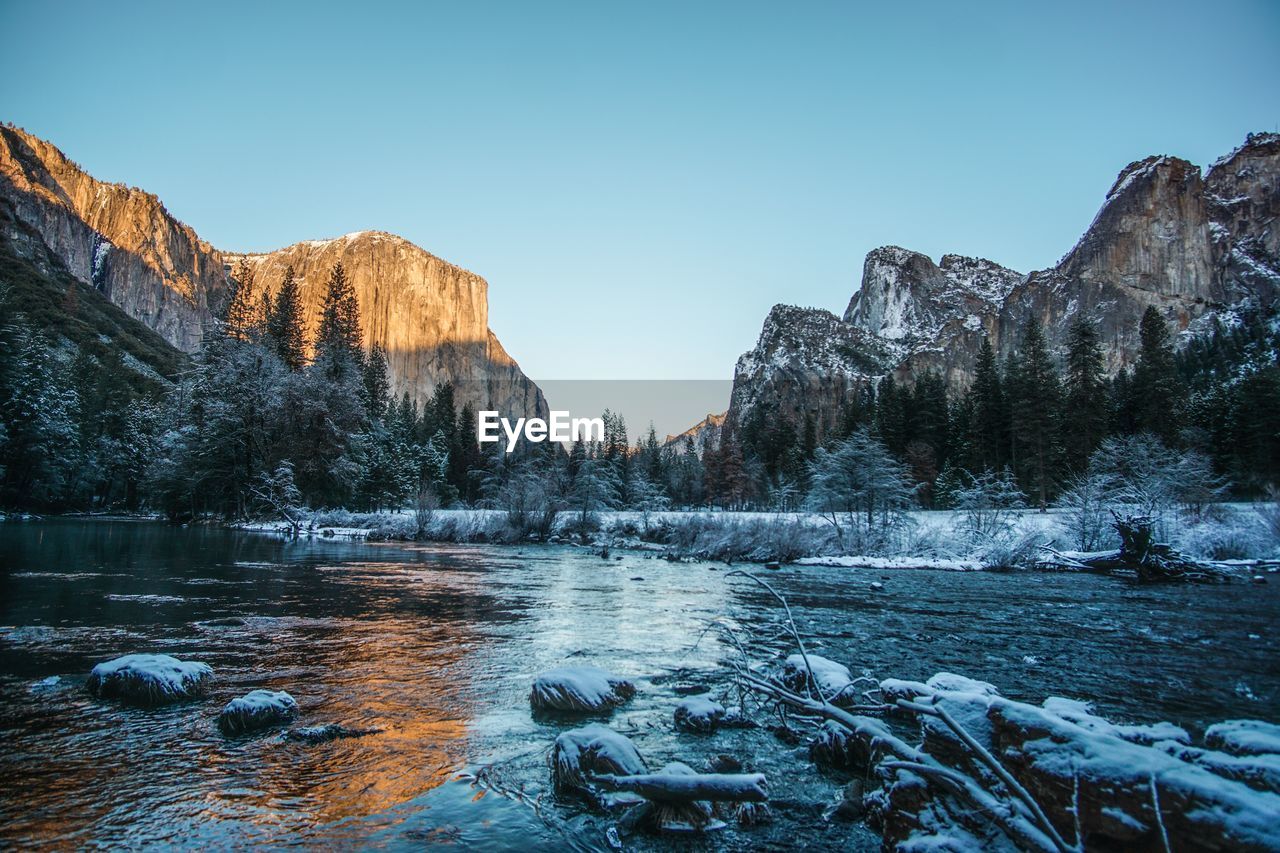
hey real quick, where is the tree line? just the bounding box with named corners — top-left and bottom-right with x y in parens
top-left (1, 256), bottom-right (1276, 518)
top-left (724, 305), bottom-right (1278, 512)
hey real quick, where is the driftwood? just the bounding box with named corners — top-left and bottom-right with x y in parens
top-left (1039, 513), bottom-right (1228, 583)
top-left (719, 571), bottom-right (1280, 852)
top-left (592, 771), bottom-right (768, 803)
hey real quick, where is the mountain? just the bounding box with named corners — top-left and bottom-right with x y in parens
top-left (0, 124), bottom-right (545, 417)
top-left (664, 411), bottom-right (726, 454)
top-left (723, 132), bottom-right (1280, 439)
top-left (224, 233), bottom-right (545, 418)
top-left (0, 193), bottom-right (186, 393)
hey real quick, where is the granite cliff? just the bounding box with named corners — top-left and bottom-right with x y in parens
top-left (0, 125), bottom-right (545, 418)
top-left (723, 133), bottom-right (1280, 439)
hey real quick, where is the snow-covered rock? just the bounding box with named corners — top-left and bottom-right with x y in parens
top-left (283, 723), bottom-right (381, 744)
top-left (531, 666), bottom-right (636, 713)
top-left (1205, 720), bottom-right (1280, 757)
top-left (1042, 696), bottom-right (1190, 746)
top-left (810, 719), bottom-right (874, 771)
top-left (551, 723), bottom-right (647, 795)
top-left (719, 132), bottom-right (1280, 441)
top-left (774, 653), bottom-right (854, 702)
top-left (673, 695), bottom-right (726, 733)
top-left (217, 689), bottom-right (298, 734)
top-left (86, 653), bottom-right (213, 706)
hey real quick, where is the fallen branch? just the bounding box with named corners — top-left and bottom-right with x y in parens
top-left (726, 569), bottom-right (828, 704)
top-left (899, 697), bottom-right (1075, 852)
top-left (592, 772), bottom-right (768, 803)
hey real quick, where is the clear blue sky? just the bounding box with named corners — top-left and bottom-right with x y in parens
top-left (2, 1), bottom-right (1277, 381)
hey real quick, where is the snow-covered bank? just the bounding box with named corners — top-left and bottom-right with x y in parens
top-left (234, 503), bottom-right (1280, 572)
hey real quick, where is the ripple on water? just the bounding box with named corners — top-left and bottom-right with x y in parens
top-left (0, 520), bottom-right (1276, 851)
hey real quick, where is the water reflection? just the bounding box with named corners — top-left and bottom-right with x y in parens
top-left (0, 520), bottom-right (1277, 850)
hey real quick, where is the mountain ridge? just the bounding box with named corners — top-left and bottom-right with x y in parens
top-left (0, 124), bottom-right (545, 418)
top-left (720, 132), bottom-right (1280, 442)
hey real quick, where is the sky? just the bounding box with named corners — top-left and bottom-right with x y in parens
top-left (2, 0), bottom-right (1278, 385)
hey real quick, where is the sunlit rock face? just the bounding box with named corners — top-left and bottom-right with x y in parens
top-left (0, 125), bottom-right (228, 352)
top-left (226, 233), bottom-right (547, 418)
top-left (0, 125), bottom-right (545, 418)
top-left (724, 133), bottom-right (1280, 432)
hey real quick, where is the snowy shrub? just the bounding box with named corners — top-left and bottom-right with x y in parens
top-left (806, 430), bottom-right (915, 553)
top-left (1256, 486), bottom-right (1280, 544)
top-left (1087, 434), bottom-right (1227, 540)
top-left (414, 485), bottom-right (439, 537)
top-left (972, 529), bottom-right (1041, 571)
top-left (951, 468), bottom-right (1025, 542)
top-left (1057, 471), bottom-right (1115, 551)
top-left (660, 515), bottom-right (831, 563)
top-left (1175, 515), bottom-right (1274, 561)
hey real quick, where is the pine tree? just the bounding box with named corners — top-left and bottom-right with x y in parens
top-left (1132, 306), bottom-right (1183, 445)
top-left (875, 375), bottom-right (908, 455)
top-left (969, 336), bottom-right (1005, 472)
top-left (363, 343), bottom-right (390, 419)
top-left (315, 263), bottom-right (363, 370)
top-left (225, 258), bottom-right (262, 341)
top-left (266, 266), bottom-right (307, 370)
top-left (1062, 317), bottom-right (1108, 471)
top-left (1009, 318), bottom-right (1062, 509)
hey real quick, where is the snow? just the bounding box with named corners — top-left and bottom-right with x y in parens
top-left (552, 723), bottom-right (647, 794)
top-left (925, 673), bottom-right (999, 696)
top-left (673, 694), bottom-right (726, 733)
top-left (989, 697), bottom-right (1280, 849)
top-left (530, 665), bottom-right (635, 713)
top-left (217, 689), bottom-right (298, 734)
top-left (86, 653), bottom-right (213, 705)
top-left (1042, 696), bottom-right (1190, 746)
top-left (776, 653), bottom-right (854, 700)
top-left (797, 555), bottom-right (983, 571)
top-left (1205, 720), bottom-right (1280, 757)
top-left (92, 238), bottom-right (112, 279)
top-left (1106, 155), bottom-right (1170, 202)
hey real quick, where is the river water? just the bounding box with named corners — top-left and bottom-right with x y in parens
top-left (1, 519), bottom-right (1277, 850)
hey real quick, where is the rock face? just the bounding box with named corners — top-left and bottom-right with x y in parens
top-left (0, 125), bottom-right (544, 418)
top-left (722, 132), bottom-right (1280, 434)
top-left (226, 234), bottom-right (546, 418)
top-left (0, 126), bottom-right (228, 352)
top-left (663, 411), bottom-right (726, 455)
top-left (728, 304), bottom-right (893, 441)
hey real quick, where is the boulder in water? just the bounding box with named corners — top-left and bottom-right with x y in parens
top-left (1205, 720), bottom-right (1280, 757)
top-left (217, 689), bottom-right (298, 734)
top-left (86, 653), bottom-right (213, 706)
top-left (674, 695), bottom-right (726, 733)
top-left (283, 723), bottom-right (381, 744)
top-left (531, 666), bottom-right (635, 713)
top-left (775, 653), bottom-right (854, 703)
top-left (552, 723), bottom-right (648, 796)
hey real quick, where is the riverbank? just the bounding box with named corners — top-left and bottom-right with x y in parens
top-left (228, 504), bottom-right (1280, 574)
top-left (3, 519), bottom-right (1278, 850)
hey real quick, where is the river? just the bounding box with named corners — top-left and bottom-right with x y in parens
top-left (1, 519), bottom-right (1276, 849)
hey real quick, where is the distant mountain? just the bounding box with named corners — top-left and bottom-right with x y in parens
top-left (0, 125), bottom-right (545, 417)
top-left (720, 132), bottom-right (1280, 440)
top-left (664, 411), bottom-right (726, 454)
